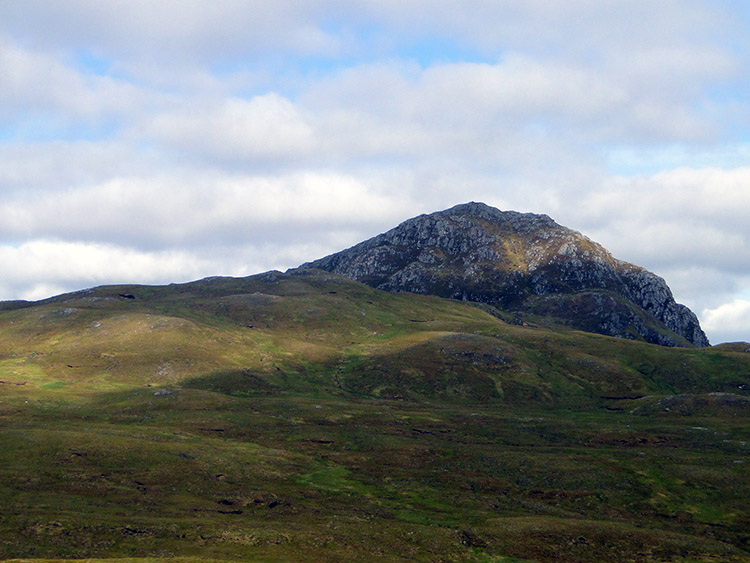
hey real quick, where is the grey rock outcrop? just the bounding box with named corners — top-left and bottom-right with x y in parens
top-left (302, 202), bottom-right (709, 348)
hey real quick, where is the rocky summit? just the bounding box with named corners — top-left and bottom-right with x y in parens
top-left (302, 202), bottom-right (709, 348)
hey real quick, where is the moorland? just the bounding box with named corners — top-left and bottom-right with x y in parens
top-left (1, 269), bottom-right (748, 562)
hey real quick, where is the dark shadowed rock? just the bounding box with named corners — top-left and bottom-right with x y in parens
top-left (302, 202), bottom-right (709, 348)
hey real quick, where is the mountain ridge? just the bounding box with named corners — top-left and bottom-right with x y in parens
top-left (303, 201), bottom-right (709, 348)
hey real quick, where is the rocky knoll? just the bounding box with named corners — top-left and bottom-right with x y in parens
top-left (303, 202), bottom-right (709, 348)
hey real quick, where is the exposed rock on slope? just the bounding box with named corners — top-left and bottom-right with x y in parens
top-left (302, 202), bottom-right (709, 348)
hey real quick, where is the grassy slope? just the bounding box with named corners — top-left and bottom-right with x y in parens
top-left (0, 269), bottom-right (749, 562)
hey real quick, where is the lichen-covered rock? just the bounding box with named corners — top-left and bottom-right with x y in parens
top-left (302, 202), bottom-right (709, 347)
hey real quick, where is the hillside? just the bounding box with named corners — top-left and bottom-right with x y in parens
top-left (0, 268), bottom-right (741, 404)
top-left (304, 202), bottom-right (709, 348)
top-left (1, 268), bottom-right (749, 561)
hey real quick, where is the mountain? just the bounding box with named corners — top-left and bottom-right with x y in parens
top-left (303, 202), bottom-right (709, 348)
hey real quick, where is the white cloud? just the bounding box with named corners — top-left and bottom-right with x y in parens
top-left (702, 300), bottom-right (750, 344)
top-left (0, 38), bottom-right (160, 126)
top-left (298, 55), bottom-right (725, 175)
top-left (146, 95), bottom-right (315, 163)
top-left (0, 240), bottom-right (209, 301)
top-left (552, 166), bottom-right (750, 327)
top-left (0, 170), bottom-right (415, 248)
top-left (574, 167), bottom-right (750, 261)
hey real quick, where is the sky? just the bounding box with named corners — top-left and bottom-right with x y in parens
top-left (1, 1), bottom-right (749, 344)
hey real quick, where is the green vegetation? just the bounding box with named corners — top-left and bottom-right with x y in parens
top-left (0, 269), bottom-right (748, 561)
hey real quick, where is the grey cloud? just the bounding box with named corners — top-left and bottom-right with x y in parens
top-left (0, 141), bottom-right (158, 194)
top-left (1, 1), bottom-right (736, 70)
top-left (0, 1), bottom-right (342, 64)
top-left (333, 0), bottom-right (733, 62)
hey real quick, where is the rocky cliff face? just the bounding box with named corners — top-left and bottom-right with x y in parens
top-left (302, 202), bottom-right (709, 348)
